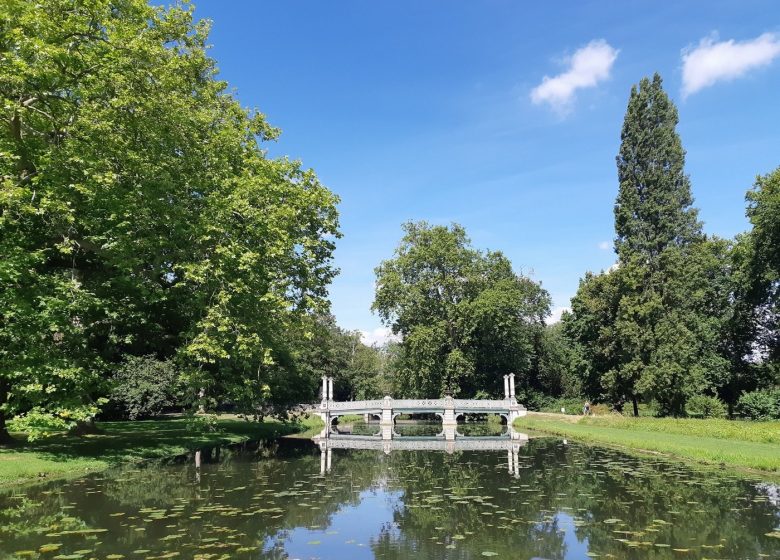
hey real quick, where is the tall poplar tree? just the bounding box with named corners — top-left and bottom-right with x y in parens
top-left (614, 74), bottom-right (701, 261)
top-left (610, 74), bottom-right (731, 416)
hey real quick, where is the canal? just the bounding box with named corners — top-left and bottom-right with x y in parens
top-left (1, 424), bottom-right (778, 559)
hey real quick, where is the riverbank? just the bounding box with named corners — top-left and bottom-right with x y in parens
top-left (513, 413), bottom-right (780, 475)
top-left (0, 415), bottom-right (323, 487)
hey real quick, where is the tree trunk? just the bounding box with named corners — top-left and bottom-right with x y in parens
top-left (632, 395), bottom-right (639, 417)
top-left (0, 381), bottom-right (14, 445)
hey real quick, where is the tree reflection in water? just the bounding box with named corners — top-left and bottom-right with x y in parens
top-left (0, 435), bottom-right (778, 559)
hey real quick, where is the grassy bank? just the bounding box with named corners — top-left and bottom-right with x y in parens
top-left (514, 413), bottom-right (780, 474)
top-left (0, 415), bottom-right (323, 487)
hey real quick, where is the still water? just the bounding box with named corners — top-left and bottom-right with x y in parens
top-left (1, 424), bottom-right (779, 560)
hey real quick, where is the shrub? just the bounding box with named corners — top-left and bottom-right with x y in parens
top-left (8, 404), bottom-right (103, 441)
top-left (686, 395), bottom-right (727, 419)
top-left (109, 356), bottom-right (182, 420)
top-left (736, 389), bottom-right (780, 420)
top-left (537, 397), bottom-right (589, 415)
top-left (589, 404), bottom-right (612, 416)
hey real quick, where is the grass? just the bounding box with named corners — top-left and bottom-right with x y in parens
top-left (334, 414), bottom-right (365, 423)
top-left (0, 414), bottom-right (323, 487)
top-left (514, 413), bottom-right (780, 475)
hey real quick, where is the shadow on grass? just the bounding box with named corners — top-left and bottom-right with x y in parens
top-left (4, 417), bottom-right (310, 467)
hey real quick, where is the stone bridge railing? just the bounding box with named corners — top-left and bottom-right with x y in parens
top-left (314, 395), bottom-right (526, 428)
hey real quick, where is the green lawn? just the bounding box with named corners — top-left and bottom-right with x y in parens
top-left (0, 415), bottom-right (323, 487)
top-left (514, 413), bottom-right (780, 475)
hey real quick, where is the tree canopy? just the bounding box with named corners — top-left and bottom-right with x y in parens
top-left (373, 222), bottom-right (551, 398)
top-left (0, 0), bottom-right (339, 439)
top-left (563, 74), bottom-right (776, 416)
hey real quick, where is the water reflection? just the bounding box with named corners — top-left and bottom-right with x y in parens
top-left (315, 424), bottom-right (530, 477)
top-left (1, 434), bottom-right (778, 560)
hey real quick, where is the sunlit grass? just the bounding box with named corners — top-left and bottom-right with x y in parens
top-left (0, 415), bottom-right (322, 486)
top-left (514, 414), bottom-right (780, 474)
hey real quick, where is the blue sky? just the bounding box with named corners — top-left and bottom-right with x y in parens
top-left (192, 0), bottom-right (780, 344)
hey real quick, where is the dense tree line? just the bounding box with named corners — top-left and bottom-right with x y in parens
top-left (1, 0), bottom-right (777, 443)
top-left (371, 75), bottom-right (778, 418)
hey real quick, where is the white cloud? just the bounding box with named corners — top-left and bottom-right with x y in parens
top-left (682, 32), bottom-right (780, 97)
top-left (360, 327), bottom-right (400, 347)
top-left (547, 306), bottom-right (571, 324)
top-left (531, 40), bottom-right (619, 112)
top-left (598, 241), bottom-right (611, 251)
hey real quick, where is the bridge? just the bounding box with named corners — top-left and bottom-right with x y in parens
top-left (314, 373), bottom-right (526, 430)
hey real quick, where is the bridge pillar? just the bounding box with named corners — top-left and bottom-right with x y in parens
top-left (442, 396), bottom-right (457, 427)
top-left (380, 396), bottom-right (394, 427)
top-left (503, 375), bottom-right (509, 398)
top-left (509, 373), bottom-right (516, 399)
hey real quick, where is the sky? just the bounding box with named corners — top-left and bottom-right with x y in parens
top-left (191, 0), bottom-right (780, 345)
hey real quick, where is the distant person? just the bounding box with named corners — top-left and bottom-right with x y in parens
top-left (583, 401), bottom-right (591, 416)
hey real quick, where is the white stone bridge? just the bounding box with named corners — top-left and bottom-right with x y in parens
top-left (314, 373), bottom-right (526, 429)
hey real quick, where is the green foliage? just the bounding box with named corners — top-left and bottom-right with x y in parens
top-left (291, 314), bottom-right (387, 402)
top-left (736, 389), bottom-right (780, 420)
top-left (0, 0), bottom-right (339, 437)
top-left (686, 394), bottom-right (727, 419)
top-left (565, 74), bottom-right (749, 417)
top-left (535, 397), bottom-right (590, 415)
top-left (373, 221), bottom-right (550, 397)
top-left (184, 413), bottom-right (221, 433)
top-left (108, 356), bottom-right (181, 420)
top-left (614, 74), bottom-right (701, 260)
top-left (744, 167), bottom-right (780, 366)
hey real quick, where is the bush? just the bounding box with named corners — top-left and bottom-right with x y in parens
top-left (109, 356), bottom-right (182, 420)
top-left (536, 397), bottom-right (589, 415)
top-left (736, 389), bottom-right (780, 420)
top-left (8, 404), bottom-right (103, 441)
top-left (686, 395), bottom-right (727, 419)
top-left (589, 404), bottom-right (612, 416)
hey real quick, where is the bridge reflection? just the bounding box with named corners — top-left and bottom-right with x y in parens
top-left (312, 425), bottom-right (530, 477)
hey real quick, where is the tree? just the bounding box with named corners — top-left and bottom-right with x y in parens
top-left (562, 267), bottom-right (624, 408)
top-left (614, 73), bottom-right (701, 261)
top-left (744, 167), bottom-right (780, 371)
top-left (564, 75), bottom-right (740, 416)
top-left (291, 314), bottom-right (385, 402)
top-left (373, 222), bottom-right (550, 398)
top-left (602, 73), bottom-right (726, 416)
top-left (109, 356), bottom-right (181, 420)
top-left (0, 0), bottom-right (339, 440)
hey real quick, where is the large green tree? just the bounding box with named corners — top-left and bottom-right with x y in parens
top-left (744, 167), bottom-right (780, 371)
top-left (0, 0), bottom-right (339, 440)
top-left (566, 74), bottom-right (738, 416)
top-left (373, 222), bottom-right (550, 398)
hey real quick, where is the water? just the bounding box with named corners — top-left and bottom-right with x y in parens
top-left (1, 427), bottom-right (779, 559)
